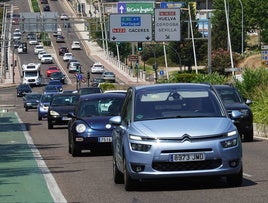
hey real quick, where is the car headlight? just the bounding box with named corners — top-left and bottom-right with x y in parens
top-left (76, 123), bottom-right (86, 133)
top-left (221, 138), bottom-right (238, 148)
top-left (50, 110), bottom-right (59, 116)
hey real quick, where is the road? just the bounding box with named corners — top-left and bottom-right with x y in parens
top-left (1, 0), bottom-right (268, 202)
top-left (1, 86), bottom-right (268, 202)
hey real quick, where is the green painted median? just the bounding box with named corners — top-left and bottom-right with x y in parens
top-left (0, 111), bottom-right (54, 203)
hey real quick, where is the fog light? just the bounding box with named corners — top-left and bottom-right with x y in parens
top-left (131, 143), bottom-right (151, 151)
top-left (229, 159), bottom-right (239, 168)
top-left (131, 164), bottom-right (145, 172)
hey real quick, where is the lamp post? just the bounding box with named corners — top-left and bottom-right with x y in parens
top-left (238, 0), bottom-right (244, 55)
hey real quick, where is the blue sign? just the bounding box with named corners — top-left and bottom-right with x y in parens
top-left (160, 2), bottom-right (186, 9)
top-left (159, 70), bottom-right (164, 75)
top-left (121, 16), bottom-right (141, 26)
top-left (77, 74), bottom-right (83, 81)
top-left (118, 3), bottom-right (127, 13)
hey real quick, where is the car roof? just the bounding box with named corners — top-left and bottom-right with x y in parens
top-left (79, 92), bottom-right (125, 101)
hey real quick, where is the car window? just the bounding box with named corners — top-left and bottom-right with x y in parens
top-left (134, 89), bottom-right (223, 121)
top-left (217, 89), bottom-right (242, 103)
top-left (51, 95), bottom-right (79, 106)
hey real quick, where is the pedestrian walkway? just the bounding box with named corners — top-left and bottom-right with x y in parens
top-left (0, 111), bottom-right (66, 203)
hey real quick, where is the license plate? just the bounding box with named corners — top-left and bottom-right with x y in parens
top-left (170, 153), bottom-right (205, 162)
top-left (62, 117), bottom-right (71, 121)
top-left (98, 137), bottom-right (112, 143)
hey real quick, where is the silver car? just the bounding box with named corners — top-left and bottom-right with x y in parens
top-left (110, 83), bottom-right (243, 191)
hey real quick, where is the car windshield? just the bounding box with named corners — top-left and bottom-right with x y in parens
top-left (134, 89), bottom-right (224, 121)
top-left (77, 98), bottom-right (124, 117)
top-left (51, 95), bottom-right (79, 106)
top-left (26, 94), bottom-right (41, 100)
top-left (40, 94), bottom-right (53, 102)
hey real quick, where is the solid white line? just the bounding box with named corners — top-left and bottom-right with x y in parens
top-left (243, 173), bottom-right (253, 178)
top-left (16, 112), bottom-right (67, 203)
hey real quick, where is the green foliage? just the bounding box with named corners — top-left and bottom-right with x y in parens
top-left (31, 0), bottom-right (40, 12)
top-left (98, 83), bottom-right (116, 91)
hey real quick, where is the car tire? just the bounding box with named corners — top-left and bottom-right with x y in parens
top-left (226, 166), bottom-right (243, 187)
top-left (48, 121), bottom-right (53, 129)
top-left (71, 138), bottom-right (80, 157)
top-left (25, 107), bottom-right (28, 112)
top-left (243, 129), bottom-right (254, 142)
top-left (113, 155), bottom-right (123, 184)
top-left (38, 114), bottom-right (42, 121)
top-left (123, 157), bottom-right (136, 191)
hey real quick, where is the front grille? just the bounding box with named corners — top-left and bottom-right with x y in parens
top-left (152, 159), bottom-right (222, 171)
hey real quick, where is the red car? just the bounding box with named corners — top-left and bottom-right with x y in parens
top-left (46, 66), bottom-right (60, 77)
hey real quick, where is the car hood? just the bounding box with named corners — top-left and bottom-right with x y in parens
top-left (130, 117), bottom-right (235, 139)
top-left (25, 99), bottom-right (39, 103)
top-left (81, 116), bottom-right (112, 131)
top-left (49, 105), bottom-right (76, 114)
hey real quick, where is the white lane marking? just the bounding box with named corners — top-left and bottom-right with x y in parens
top-left (16, 112), bottom-right (67, 203)
top-left (243, 173), bottom-right (253, 178)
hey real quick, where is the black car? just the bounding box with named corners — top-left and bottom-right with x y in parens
top-left (50, 71), bottom-right (66, 84)
top-left (58, 46), bottom-right (69, 56)
top-left (23, 93), bottom-right (42, 111)
top-left (213, 84), bottom-right (254, 142)
top-left (91, 77), bottom-right (105, 87)
top-left (68, 93), bottom-right (125, 156)
top-left (47, 93), bottom-right (80, 129)
top-left (56, 35), bottom-right (65, 43)
top-left (16, 84), bottom-right (32, 97)
top-left (43, 4), bottom-right (50, 11)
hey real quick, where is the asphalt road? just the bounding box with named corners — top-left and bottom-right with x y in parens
top-left (1, 86), bottom-right (268, 203)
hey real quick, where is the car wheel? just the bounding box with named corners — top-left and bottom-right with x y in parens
top-left (38, 114), bottom-right (42, 121)
top-left (226, 166), bottom-right (243, 187)
top-left (243, 129), bottom-right (254, 142)
top-left (48, 121), bottom-right (53, 129)
top-left (25, 107), bottom-right (28, 112)
top-left (123, 157), bottom-right (136, 191)
top-left (71, 138), bottom-right (80, 157)
top-left (113, 155), bottom-right (123, 184)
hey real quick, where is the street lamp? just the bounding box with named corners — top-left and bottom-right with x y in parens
top-left (238, 0), bottom-right (244, 55)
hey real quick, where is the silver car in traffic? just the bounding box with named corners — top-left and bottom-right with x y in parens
top-left (110, 83), bottom-right (243, 191)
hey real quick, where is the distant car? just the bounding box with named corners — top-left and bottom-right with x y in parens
top-left (71, 41), bottom-right (81, 50)
top-left (38, 93), bottom-right (55, 120)
top-left (12, 32), bottom-right (22, 40)
top-left (56, 35), bottom-right (65, 43)
top-left (40, 0), bottom-right (48, 4)
top-left (68, 61), bottom-right (81, 73)
top-left (213, 84), bottom-right (254, 142)
top-left (68, 93), bottom-right (125, 156)
top-left (16, 83), bottom-right (32, 97)
top-left (12, 18), bottom-right (19, 25)
top-left (34, 45), bottom-right (44, 54)
top-left (47, 80), bottom-right (63, 92)
top-left (41, 54), bottom-right (53, 64)
top-left (44, 85), bottom-right (62, 94)
top-left (91, 77), bottom-right (105, 87)
top-left (63, 53), bottom-right (73, 62)
top-left (60, 13), bottom-right (69, 20)
top-left (77, 87), bottom-right (102, 95)
top-left (58, 46), bottom-right (69, 56)
top-left (28, 37), bottom-right (38, 45)
top-left (50, 72), bottom-right (66, 84)
top-left (47, 93), bottom-right (80, 129)
top-left (66, 58), bottom-right (78, 69)
top-left (110, 83), bottom-right (243, 190)
top-left (91, 62), bottom-right (104, 74)
top-left (46, 66), bottom-right (60, 77)
top-left (102, 71), bottom-right (116, 82)
top-left (27, 33), bottom-right (36, 39)
top-left (43, 4), bottom-right (50, 11)
top-left (38, 51), bottom-right (47, 60)
top-left (17, 42), bottom-right (27, 54)
top-left (23, 93), bottom-right (42, 111)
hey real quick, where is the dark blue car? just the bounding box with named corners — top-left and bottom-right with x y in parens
top-left (47, 80), bottom-right (63, 92)
top-left (67, 93), bottom-right (125, 156)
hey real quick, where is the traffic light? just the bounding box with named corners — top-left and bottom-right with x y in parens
top-left (137, 42), bottom-right (143, 51)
